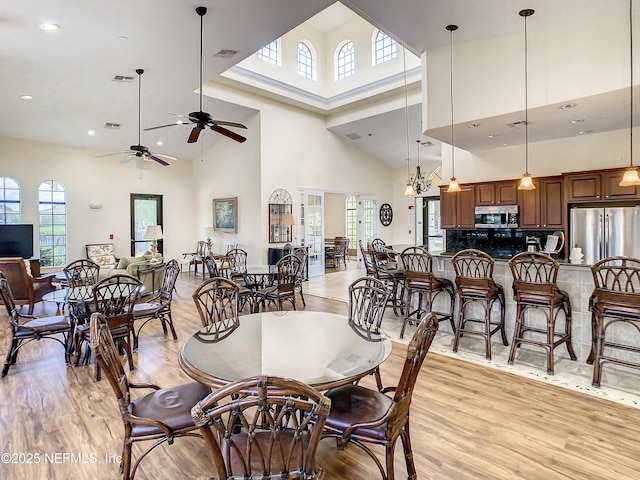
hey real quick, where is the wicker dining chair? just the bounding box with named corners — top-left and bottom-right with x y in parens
top-left (131, 259), bottom-right (179, 350)
top-left (348, 276), bottom-right (390, 390)
top-left (321, 313), bottom-right (439, 480)
top-left (63, 259), bottom-right (100, 287)
top-left (257, 254), bottom-right (302, 311)
top-left (0, 272), bottom-right (71, 377)
top-left (192, 277), bottom-right (240, 340)
top-left (192, 375), bottom-right (330, 480)
top-left (90, 313), bottom-right (210, 480)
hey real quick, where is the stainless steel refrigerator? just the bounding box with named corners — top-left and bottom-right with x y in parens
top-left (570, 205), bottom-right (640, 264)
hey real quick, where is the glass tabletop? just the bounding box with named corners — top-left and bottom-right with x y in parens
top-left (178, 310), bottom-right (392, 390)
top-left (42, 286), bottom-right (94, 304)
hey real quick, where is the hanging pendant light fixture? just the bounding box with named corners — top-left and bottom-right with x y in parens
top-left (517, 9), bottom-right (536, 191)
top-left (403, 42), bottom-right (417, 196)
top-left (446, 24), bottom-right (461, 193)
top-left (412, 140), bottom-right (429, 195)
top-left (621, 0), bottom-right (640, 186)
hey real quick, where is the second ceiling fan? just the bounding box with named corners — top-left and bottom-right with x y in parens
top-left (145, 6), bottom-right (247, 144)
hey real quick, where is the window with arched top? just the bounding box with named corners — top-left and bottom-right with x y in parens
top-left (38, 180), bottom-right (66, 267)
top-left (297, 41), bottom-right (316, 80)
top-left (0, 176), bottom-right (21, 224)
top-left (335, 41), bottom-right (355, 80)
top-left (258, 39), bottom-right (281, 66)
top-left (373, 30), bottom-right (397, 65)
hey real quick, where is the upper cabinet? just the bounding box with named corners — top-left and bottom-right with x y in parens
top-left (517, 176), bottom-right (564, 230)
top-left (565, 168), bottom-right (640, 202)
top-left (475, 181), bottom-right (518, 206)
top-left (440, 185), bottom-right (475, 229)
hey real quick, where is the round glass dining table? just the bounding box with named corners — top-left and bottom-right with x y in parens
top-left (178, 310), bottom-right (392, 390)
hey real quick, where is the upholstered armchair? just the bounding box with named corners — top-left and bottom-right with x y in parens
top-left (0, 257), bottom-right (56, 314)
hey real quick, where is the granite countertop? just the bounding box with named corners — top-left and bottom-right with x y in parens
top-left (436, 251), bottom-right (591, 267)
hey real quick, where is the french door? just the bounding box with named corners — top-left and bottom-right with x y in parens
top-left (130, 194), bottom-right (163, 256)
top-left (299, 189), bottom-right (324, 278)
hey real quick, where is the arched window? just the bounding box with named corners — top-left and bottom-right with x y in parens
top-left (297, 41), bottom-right (315, 80)
top-left (373, 30), bottom-right (397, 65)
top-left (258, 39), bottom-right (281, 66)
top-left (0, 176), bottom-right (21, 224)
top-left (335, 41), bottom-right (355, 80)
top-left (345, 195), bottom-right (357, 252)
top-left (38, 180), bottom-right (66, 267)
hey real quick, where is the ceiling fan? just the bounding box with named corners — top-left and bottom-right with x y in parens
top-left (97, 69), bottom-right (177, 166)
top-left (144, 6), bottom-right (247, 144)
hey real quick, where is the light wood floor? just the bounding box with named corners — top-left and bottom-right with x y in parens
top-left (1, 273), bottom-right (640, 479)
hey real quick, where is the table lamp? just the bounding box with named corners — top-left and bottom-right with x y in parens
top-left (205, 227), bottom-right (216, 254)
top-left (143, 225), bottom-right (163, 261)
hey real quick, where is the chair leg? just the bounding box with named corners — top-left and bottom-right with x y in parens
top-left (508, 304), bottom-right (524, 365)
top-left (498, 294), bottom-right (508, 346)
top-left (563, 305), bottom-right (577, 360)
top-left (452, 297), bottom-right (465, 353)
top-left (299, 289), bottom-right (306, 307)
top-left (401, 422), bottom-right (417, 480)
top-left (484, 299), bottom-right (492, 360)
top-left (1, 337), bottom-right (18, 376)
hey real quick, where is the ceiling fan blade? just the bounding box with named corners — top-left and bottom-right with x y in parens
top-left (96, 151), bottom-right (131, 158)
top-left (152, 152), bottom-right (178, 162)
top-left (211, 125), bottom-right (247, 143)
top-left (188, 126), bottom-right (203, 143)
top-left (146, 154), bottom-right (170, 166)
top-left (210, 120), bottom-right (247, 129)
top-left (144, 123), bottom-right (183, 132)
top-left (121, 155), bottom-right (137, 164)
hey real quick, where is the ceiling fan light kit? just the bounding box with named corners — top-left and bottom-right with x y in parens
top-left (144, 6), bottom-right (248, 144)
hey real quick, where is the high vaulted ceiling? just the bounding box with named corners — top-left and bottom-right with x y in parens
top-left (0, 0), bottom-right (629, 169)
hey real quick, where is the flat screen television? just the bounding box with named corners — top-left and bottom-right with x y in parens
top-left (0, 224), bottom-right (34, 259)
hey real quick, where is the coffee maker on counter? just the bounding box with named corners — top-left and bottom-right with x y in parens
top-left (525, 236), bottom-right (540, 252)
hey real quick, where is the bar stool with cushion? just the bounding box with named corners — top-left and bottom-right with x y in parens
top-left (452, 249), bottom-right (508, 360)
top-left (587, 256), bottom-right (640, 387)
top-left (400, 246), bottom-right (455, 339)
top-left (508, 252), bottom-right (577, 374)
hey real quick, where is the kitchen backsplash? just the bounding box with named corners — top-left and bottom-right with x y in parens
top-left (445, 229), bottom-right (563, 259)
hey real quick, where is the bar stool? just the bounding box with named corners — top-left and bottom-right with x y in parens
top-left (400, 246), bottom-right (454, 339)
top-left (451, 249), bottom-right (508, 360)
top-left (587, 256), bottom-right (640, 387)
top-left (508, 252), bottom-right (576, 374)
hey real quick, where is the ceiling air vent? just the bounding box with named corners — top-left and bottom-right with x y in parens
top-left (112, 75), bottom-right (135, 82)
top-left (506, 120), bottom-right (528, 127)
top-left (345, 132), bottom-right (362, 140)
top-left (215, 49), bottom-right (238, 58)
top-left (421, 141), bottom-right (434, 147)
top-left (104, 122), bottom-right (121, 129)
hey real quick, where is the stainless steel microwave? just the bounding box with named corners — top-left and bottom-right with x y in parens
top-left (474, 205), bottom-right (519, 228)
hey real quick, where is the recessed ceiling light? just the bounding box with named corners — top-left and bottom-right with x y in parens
top-left (39, 23), bottom-right (61, 32)
top-left (87, 130), bottom-right (96, 137)
top-left (19, 95), bottom-right (34, 100)
top-left (488, 134), bottom-right (499, 138)
top-left (570, 119), bottom-right (585, 124)
top-left (467, 123), bottom-right (480, 128)
top-left (156, 141), bottom-right (163, 146)
top-left (578, 130), bottom-right (592, 135)
top-left (559, 103), bottom-right (577, 110)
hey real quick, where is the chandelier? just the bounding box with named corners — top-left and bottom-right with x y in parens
top-left (408, 140), bottom-right (430, 195)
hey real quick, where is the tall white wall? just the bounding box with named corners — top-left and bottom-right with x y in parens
top-left (0, 136), bottom-right (196, 267)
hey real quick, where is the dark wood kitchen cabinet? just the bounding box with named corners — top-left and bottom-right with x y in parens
top-left (565, 168), bottom-right (640, 202)
top-left (475, 181), bottom-right (517, 206)
top-left (518, 176), bottom-right (564, 229)
top-left (440, 185), bottom-right (475, 229)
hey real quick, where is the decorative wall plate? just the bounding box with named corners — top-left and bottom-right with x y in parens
top-left (379, 203), bottom-right (393, 226)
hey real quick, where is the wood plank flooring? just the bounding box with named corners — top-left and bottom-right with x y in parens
top-left (1, 273), bottom-right (640, 479)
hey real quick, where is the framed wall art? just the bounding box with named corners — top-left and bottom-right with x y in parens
top-left (213, 197), bottom-right (238, 233)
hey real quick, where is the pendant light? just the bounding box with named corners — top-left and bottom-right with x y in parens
top-left (446, 24), bottom-right (461, 193)
top-left (403, 42), bottom-right (417, 196)
top-left (621, 0), bottom-right (640, 186)
top-left (517, 9), bottom-right (536, 191)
